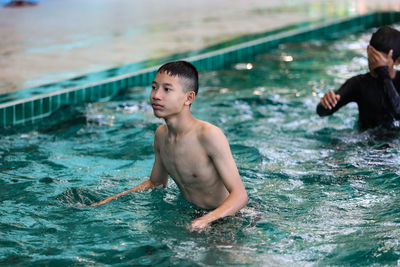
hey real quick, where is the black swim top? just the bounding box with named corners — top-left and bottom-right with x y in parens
top-left (316, 66), bottom-right (400, 130)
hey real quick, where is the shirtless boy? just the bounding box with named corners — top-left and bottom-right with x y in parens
top-left (317, 26), bottom-right (400, 130)
top-left (91, 61), bottom-right (248, 232)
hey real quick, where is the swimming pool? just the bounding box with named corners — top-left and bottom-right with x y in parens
top-left (1, 27), bottom-right (400, 266)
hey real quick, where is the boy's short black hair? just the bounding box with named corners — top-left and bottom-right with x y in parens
top-left (157, 61), bottom-right (199, 95)
top-left (370, 26), bottom-right (400, 61)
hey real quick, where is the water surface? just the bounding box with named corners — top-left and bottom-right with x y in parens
top-left (1, 28), bottom-right (400, 266)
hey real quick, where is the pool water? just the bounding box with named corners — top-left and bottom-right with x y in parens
top-left (1, 28), bottom-right (400, 266)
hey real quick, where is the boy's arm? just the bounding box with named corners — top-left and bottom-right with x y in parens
top-left (90, 126), bottom-right (169, 207)
top-left (190, 126), bottom-right (248, 231)
top-left (89, 179), bottom-right (157, 206)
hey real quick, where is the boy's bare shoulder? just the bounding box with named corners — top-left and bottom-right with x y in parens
top-left (154, 124), bottom-right (167, 143)
top-left (196, 120), bottom-right (226, 144)
top-left (197, 120), bottom-right (222, 133)
top-left (155, 124), bottom-right (167, 135)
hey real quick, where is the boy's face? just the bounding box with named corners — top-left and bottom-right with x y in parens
top-left (150, 72), bottom-right (192, 119)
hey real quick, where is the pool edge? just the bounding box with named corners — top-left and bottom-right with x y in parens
top-left (1, 11), bottom-right (400, 128)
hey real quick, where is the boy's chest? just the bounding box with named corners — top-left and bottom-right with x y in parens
top-left (160, 139), bottom-right (201, 170)
top-left (159, 137), bottom-right (210, 177)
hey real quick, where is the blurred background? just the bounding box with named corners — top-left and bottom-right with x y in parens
top-left (0, 0), bottom-right (399, 94)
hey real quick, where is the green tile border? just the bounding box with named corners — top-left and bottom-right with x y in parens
top-left (1, 11), bottom-right (400, 128)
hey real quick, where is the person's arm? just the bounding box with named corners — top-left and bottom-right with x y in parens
top-left (316, 74), bottom-right (360, 117)
top-left (368, 45), bottom-right (400, 118)
top-left (317, 91), bottom-right (341, 116)
top-left (190, 126), bottom-right (248, 231)
top-left (90, 126), bottom-right (169, 207)
top-left (374, 66), bottom-right (400, 117)
top-left (89, 179), bottom-right (157, 206)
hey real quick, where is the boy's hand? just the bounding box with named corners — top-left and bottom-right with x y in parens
top-left (368, 45), bottom-right (393, 72)
top-left (189, 218), bottom-right (210, 233)
top-left (320, 91), bottom-right (340, 110)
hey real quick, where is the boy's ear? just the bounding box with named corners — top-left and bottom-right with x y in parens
top-left (185, 91), bottom-right (196, 106)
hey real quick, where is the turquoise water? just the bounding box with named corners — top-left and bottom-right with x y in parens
top-left (1, 29), bottom-right (400, 266)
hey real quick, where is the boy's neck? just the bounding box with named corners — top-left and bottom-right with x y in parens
top-left (164, 111), bottom-right (197, 138)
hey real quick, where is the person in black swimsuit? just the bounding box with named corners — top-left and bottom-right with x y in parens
top-left (317, 26), bottom-right (400, 130)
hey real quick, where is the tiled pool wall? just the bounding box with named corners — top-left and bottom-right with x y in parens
top-left (1, 11), bottom-right (400, 128)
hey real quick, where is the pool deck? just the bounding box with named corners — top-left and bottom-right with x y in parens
top-left (1, 0), bottom-right (400, 96)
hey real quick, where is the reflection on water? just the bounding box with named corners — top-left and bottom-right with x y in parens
top-left (1, 27), bottom-right (400, 265)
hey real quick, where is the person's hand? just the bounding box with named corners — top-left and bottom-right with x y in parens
top-left (367, 45), bottom-right (393, 72)
top-left (189, 218), bottom-right (210, 233)
top-left (320, 91), bottom-right (340, 110)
